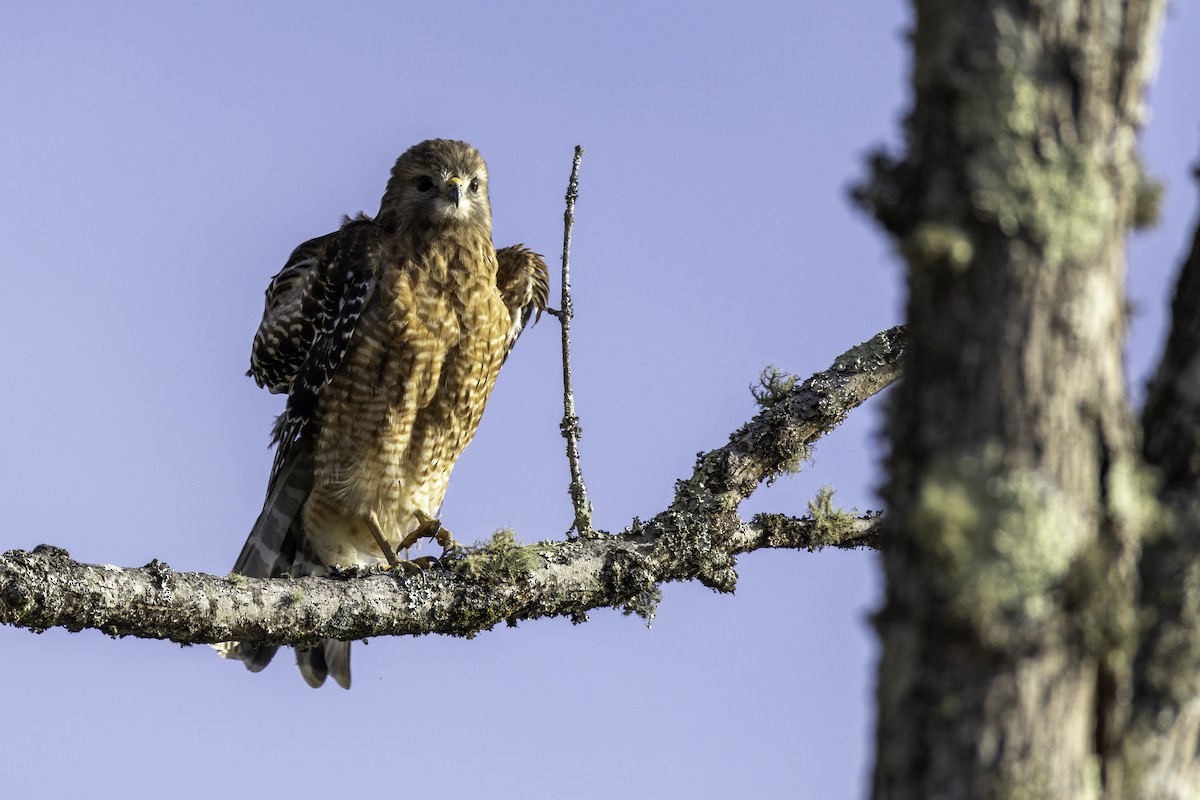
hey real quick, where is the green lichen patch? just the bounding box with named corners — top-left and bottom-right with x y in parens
top-left (956, 61), bottom-right (1119, 271)
top-left (453, 529), bottom-right (541, 589)
top-left (657, 481), bottom-right (740, 593)
top-left (806, 486), bottom-right (861, 548)
top-left (901, 222), bottom-right (974, 274)
top-left (1106, 457), bottom-right (1165, 547)
top-left (1065, 455), bottom-right (1160, 675)
top-left (912, 445), bottom-right (1078, 647)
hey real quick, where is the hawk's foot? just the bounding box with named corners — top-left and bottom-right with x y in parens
top-left (400, 510), bottom-right (463, 562)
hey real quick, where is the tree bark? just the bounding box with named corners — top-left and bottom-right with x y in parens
top-left (1128, 177), bottom-right (1200, 797)
top-left (859, 1), bottom-right (1166, 797)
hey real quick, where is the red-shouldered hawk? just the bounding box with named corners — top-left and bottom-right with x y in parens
top-left (216, 140), bottom-right (549, 688)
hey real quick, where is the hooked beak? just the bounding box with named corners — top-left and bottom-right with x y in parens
top-left (446, 176), bottom-right (463, 208)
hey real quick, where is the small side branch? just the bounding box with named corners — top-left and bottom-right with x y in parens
top-left (556, 145), bottom-right (594, 538)
top-left (738, 512), bottom-right (882, 553)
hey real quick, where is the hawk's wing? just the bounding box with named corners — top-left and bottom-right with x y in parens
top-left (250, 216), bottom-right (379, 399)
top-left (495, 244), bottom-right (550, 356)
top-left (251, 217), bottom-right (379, 474)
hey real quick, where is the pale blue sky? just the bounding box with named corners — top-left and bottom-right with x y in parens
top-left (2, 3), bottom-right (1197, 797)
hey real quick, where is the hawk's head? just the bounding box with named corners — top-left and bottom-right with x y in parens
top-left (377, 139), bottom-right (492, 235)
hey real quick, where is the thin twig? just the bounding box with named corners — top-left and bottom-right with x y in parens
top-left (557, 145), bottom-right (595, 538)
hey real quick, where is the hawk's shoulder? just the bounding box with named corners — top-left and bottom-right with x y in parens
top-left (249, 215), bottom-right (379, 396)
top-left (495, 244), bottom-right (550, 354)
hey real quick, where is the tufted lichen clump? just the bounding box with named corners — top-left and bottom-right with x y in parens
top-left (752, 365), bottom-right (798, 409)
top-left (443, 529), bottom-right (541, 638)
top-left (805, 486), bottom-right (860, 549)
top-left (620, 586), bottom-right (662, 626)
top-left (453, 529), bottom-right (541, 589)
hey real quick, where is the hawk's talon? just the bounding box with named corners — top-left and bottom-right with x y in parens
top-left (378, 558), bottom-right (430, 577)
top-left (370, 510), bottom-right (460, 574)
top-left (435, 527), bottom-right (461, 552)
top-left (410, 556), bottom-right (440, 571)
top-left (398, 510), bottom-right (459, 557)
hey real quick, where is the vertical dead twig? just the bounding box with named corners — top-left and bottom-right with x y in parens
top-left (557, 145), bottom-right (596, 538)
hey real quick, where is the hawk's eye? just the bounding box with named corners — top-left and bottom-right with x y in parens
top-left (468, 178), bottom-right (480, 193)
top-left (414, 176), bottom-right (434, 192)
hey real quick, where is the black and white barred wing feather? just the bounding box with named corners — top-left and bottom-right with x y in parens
top-left (251, 218), bottom-right (378, 470)
top-left (251, 217), bottom-right (378, 399)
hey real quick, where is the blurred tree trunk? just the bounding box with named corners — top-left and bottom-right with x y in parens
top-left (1130, 184), bottom-right (1200, 795)
top-left (856, 0), bottom-right (1196, 797)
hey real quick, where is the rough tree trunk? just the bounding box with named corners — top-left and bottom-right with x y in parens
top-left (858, 1), bottom-right (1167, 797)
top-left (1128, 183), bottom-right (1200, 795)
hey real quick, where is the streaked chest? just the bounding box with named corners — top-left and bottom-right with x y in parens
top-left (312, 232), bottom-right (511, 512)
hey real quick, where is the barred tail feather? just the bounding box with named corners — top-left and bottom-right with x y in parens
top-left (217, 425), bottom-right (351, 688)
top-left (234, 423), bottom-right (315, 579)
top-left (297, 640), bottom-right (352, 689)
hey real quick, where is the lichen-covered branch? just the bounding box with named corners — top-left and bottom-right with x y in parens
top-left (555, 145), bottom-right (594, 538)
top-left (0, 327), bottom-right (902, 646)
top-left (739, 510), bottom-right (883, 554)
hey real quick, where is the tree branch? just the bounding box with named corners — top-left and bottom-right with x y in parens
top-left (738, 511), bottom-right (883, 554)
top-left (555, 145), bottom-right (595, 538)
top-left (0, 326), bottom-right (903, 646)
